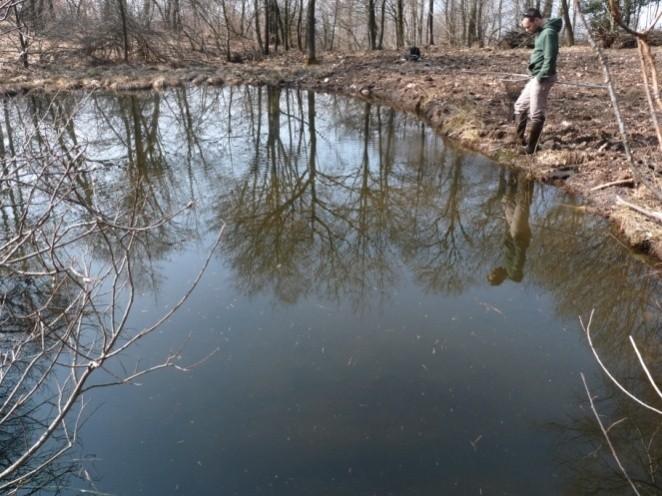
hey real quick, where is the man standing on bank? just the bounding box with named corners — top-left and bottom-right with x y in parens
top-left (514, 8), bottom-right (562, 154)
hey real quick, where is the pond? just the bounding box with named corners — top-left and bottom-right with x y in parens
top-left (1, 86), bottom-right (660, 495)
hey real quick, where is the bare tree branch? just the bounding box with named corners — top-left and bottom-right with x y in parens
top-left (580, 372), bottom-right (643, 496)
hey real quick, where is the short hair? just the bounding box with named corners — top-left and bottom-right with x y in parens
top-left (522, 7), bottom-right (542, 19)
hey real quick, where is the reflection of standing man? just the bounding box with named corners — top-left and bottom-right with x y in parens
top-left (514, 9), bottom-right (562, 154)
top-left (488, 173), bottom-right (534, 286)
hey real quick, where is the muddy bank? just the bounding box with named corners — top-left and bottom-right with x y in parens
top-left (2, 47), bottom-right (661, 261)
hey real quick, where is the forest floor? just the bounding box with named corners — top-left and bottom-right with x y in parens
top-left (1, 45), bottom-right (661, 261)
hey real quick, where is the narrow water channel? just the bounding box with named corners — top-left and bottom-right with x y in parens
top-left (2, 86), bottom-right (660, 495)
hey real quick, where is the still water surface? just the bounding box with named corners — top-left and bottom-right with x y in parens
top-left (9, 87), bottom-right (661, 495)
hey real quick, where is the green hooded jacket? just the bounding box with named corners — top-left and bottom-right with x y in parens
top-left (528, 18), bottom-right (562, 80)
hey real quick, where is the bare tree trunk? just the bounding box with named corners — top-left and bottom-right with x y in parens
top-left (542, 0), bottom-right (553, 17)
top-left (117, 0), bottom-right (129, 62)
top-left (418, 0), bottom-right (424, 45)
top-left (221, 0), bottom-right (232, 60)
top-left (13, 6), bottom-right (29, 68)
top-left (623, 0), bottom-right (633, 28)
top-left (411, 0), bottom-right (418, 45)
top-left (479, 0), bottom-right (485, 46)
top-left (477, 0), bottom-right (485, 46)
top-left (171, 0), bottom-right (181, 31)
top-left (306, 0), bottom-right (316, 63)
top-left (329, 0), bottom-right (339, 50)
top-left (142, 0), bottom-right (152, 27)
top-left (561, 0), bottom-right (574, 46)
top-left (255, 0), bottom-right (264, 52)
top-left (284, 0), bottom-right (291, 50)
top-left (368, 0), bottom-right (377, 49)
top-left (396, 0), bottom-right (404, 47)
top-left (460, 0), bottom-right (467, 45)
top-left (497, 0), bottom-right (503, 41)
top-left (467, 0), bottom-right (477, 46)
top-left (273, 0), bottom-right (284, 51)
top-left (638, 39), bottom-right (662, 151)
top-left (297, 0), bottom-right (303, 49)
top-left (307, 90), bottom-right (317, 227)
top-left (428, 0), bottom-right (434, 44)
top-left (240, 0), bottom-right (246, 35)
top-left (445, 0), bottom-right (453, 45)
top-left (378, 0), bottom-right (386, 49)
top-left (264, 0), bottom-right (270, 54)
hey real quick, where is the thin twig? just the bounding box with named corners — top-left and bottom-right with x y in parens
top-left (575, 0), bottom-right (662, 202)
top-left (460, 69), bottom-right (608, 89)
top-left (629, 336), bottom-right (662, 401)
top-left (580, 372), bottom-right (642, 496)
top-left (616, 195), bottom-right (662, 224)
top-left (581, 310), bottom-right (662, 416)
top-left (590, 178), bottom-right (634, 191)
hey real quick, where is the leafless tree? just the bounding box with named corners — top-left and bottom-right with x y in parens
top-left (0, 0), bottom-right (585, 62)
top-left (306, 0), bottom-right (315, 63)
top-left (607, 0), bottom-right (662, 152)
top-left (575, 0), bottom-right (662, 210)
top-left (0, 92), bottom-right (223, 491)
top-left (579, 309), bottom-right (662, 495)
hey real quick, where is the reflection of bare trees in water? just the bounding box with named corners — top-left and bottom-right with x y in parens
top-left (212, 87), bottom-right (662, 495)
top-left (401, 148), bottom-right (493, 295)
top-left (533, 207), bottom-right (662, 495)
top-left (494, 160), bottom-right (661, 496)
top-left (0, 84), bottom-right (658, 492)
top-left (218, 90), bottom-right (432, 305)
top-left (555, 395), bottom-right (662, 495)
top-left (0, 91), bottom-right (222, 491)
top-left (528, 199), bottom-right (661, 352)
top-left (554, 363), bottom-right (662, 495)
top-left (219, 87), bottom-right (494, 303)
top-left (0, 275), bottom-right (83, 494)
top-left (555, 308), bottom-right (662, 496)
top-left (214, 86), bottom-right (660, 317)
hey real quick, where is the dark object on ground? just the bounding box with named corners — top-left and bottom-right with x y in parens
top-left (404, 46), bottom-right (421, 62)
top-left (614, 34), bottom-right (637, 48)
top-left (228, 52), bottom-right (244, 64)
top-left (602, 32), bottom-right (637, 49)
top-left (498, 29), bottom-right (535, 49)
top-left (597, 29), bottom-right (662, 48)
top-left (546, 166), bottom-right (577, 181)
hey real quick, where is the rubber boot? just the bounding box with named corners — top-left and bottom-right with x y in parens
top-left (514, 112), bottom-right (528, 146)
top-left (525, 117), bottom-right (545, 155)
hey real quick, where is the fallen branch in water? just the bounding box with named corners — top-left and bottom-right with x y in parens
top-left (581, 310), bottom-right (662, 416)
top-left (628, 336), bottom-right (662, 402)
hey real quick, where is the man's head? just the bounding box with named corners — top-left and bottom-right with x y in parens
top-left (521, 8), bottom-right (544, 33)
